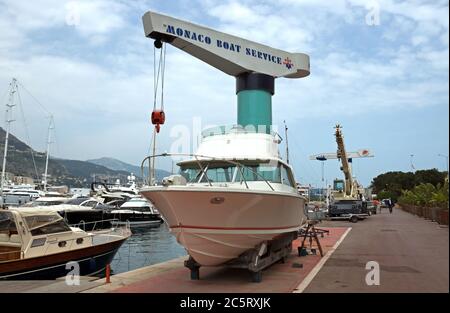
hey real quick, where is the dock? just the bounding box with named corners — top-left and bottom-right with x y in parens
top-left (1, 209), bottom-right (448, 293)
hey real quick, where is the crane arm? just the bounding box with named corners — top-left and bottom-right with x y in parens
top-left (309, 149), bottom-right (374, 160)
top-left (334, 124), bottom-right (353, 197)
top-left (142, 11), bottom-right (310, 79)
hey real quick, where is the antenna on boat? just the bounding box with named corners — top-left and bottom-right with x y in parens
top-left (1, 78), bottom-right (18, 194)
top-left (42, 115), bottom-right (54, 192)
top-left (284, 120), bottom-right (290, 164)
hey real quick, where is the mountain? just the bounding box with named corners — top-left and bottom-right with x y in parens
top-left (87, 157), bottom-right (171, 182)
top-left (0, 127), bottom-right (158, 187)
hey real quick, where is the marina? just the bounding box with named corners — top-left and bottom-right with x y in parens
top-left (0, 0), bottom-right (448, 301)
top-left (0, 209), bottom-right (447, 293)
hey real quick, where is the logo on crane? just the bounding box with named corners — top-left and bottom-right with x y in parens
top-left (283, 57), bottom-right (294, 69)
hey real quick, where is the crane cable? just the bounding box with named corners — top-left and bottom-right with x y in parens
top-left (149, 41), bottom-right (166, 184)
top-left (152, 42), bottom-right (166, 117)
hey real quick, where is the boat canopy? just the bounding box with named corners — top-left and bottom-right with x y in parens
top-left (10, 208), bottom-right (63, 218)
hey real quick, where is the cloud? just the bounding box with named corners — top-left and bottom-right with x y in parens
top-left (0, 0), bottom-right (130, 49)
top-left (0, 0), bottom-right (448, 175)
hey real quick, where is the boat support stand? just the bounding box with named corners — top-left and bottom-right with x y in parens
top-left (184, 231), bottom-right (298, 283)
top-left (227, 231), bottom-right (297, 283)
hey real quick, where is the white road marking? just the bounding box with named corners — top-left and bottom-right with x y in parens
top-left (293, 227), bottom-right (352, 293)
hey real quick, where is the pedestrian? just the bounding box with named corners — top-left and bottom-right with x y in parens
top-left (387, 199), bottom-right (394, 214)
top-left (373, 199), bottom-right (380, 213)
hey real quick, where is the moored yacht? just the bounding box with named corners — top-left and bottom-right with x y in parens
top-left (109, 197), bottom-right (164, 228)
top-left (0, 208), bottom-right (131, 279)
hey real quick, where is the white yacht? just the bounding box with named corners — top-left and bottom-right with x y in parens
top-left (140, 126), bottom-right (307, 267)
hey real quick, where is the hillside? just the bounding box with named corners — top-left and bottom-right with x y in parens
top-left (0, 128), bottom-right (162, 187)
top-left (87, 157), bottom-right (172, 181)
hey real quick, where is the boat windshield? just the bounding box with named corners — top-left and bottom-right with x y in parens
top-left (23, 214), bottom-right (71, 236)
top-left (179, 161), bottom-right (295, 187)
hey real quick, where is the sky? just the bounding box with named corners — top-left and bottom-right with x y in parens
top-left (0, 0), bottom-right (448, 187)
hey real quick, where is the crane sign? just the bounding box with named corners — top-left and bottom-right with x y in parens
top-left (142, 11), bottom-right (310, 133)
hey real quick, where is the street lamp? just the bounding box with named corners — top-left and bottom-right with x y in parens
top-left (438, 154), bottom-right (449, 174)
top-left (410, 154), bottom-right (415, 172)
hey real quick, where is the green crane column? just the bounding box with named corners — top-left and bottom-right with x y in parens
top-left (236, 73), bottom-right (275, 134)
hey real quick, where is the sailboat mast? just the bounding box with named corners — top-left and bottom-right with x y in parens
top-left (43, 115), bottom-right (54, 191)
top-left (284, 121), bottom-right (290, 164)
top-left (1, 78), bottom-right (18, 194)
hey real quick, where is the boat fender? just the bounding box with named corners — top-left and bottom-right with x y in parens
top-left (162, 175), bottom-right (187, 186)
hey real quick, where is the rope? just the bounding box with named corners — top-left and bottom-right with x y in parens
top-left (16, 88), bottom-right (39, 180)
top-left (16, 81), bottom-right (51, 116)
top-left (160, 43), bottom-right (166, 111)
top-left (153, 43), bottom-right (166, 111)
top-left (16, 80), bottom-right (60, 157)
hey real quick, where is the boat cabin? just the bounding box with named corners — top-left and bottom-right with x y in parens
top-left (0, 209), bottom-right (91, 262)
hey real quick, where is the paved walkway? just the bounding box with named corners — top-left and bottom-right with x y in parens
top-left (85, 227), bottom-right (348, 293)
top-left (305, 208), bottom-right (449, 293)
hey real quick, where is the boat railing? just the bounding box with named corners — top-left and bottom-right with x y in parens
top-left (70, 218), bottom-right (121, 232)
top-left (141, 153), bottom-right (275, 191)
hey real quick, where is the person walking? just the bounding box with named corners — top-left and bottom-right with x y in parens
top-left (387, 199), bottom-right (394, 214)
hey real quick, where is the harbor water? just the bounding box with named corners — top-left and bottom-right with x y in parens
top-left (110, 223), bottom-right (186, 274)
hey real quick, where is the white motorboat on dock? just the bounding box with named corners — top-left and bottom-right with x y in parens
top-left (140, 127), bottom-right (307, 267)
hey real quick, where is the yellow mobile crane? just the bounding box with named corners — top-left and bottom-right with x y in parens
top-left (310, 124), bottom-right (374, 222)
top-left (333, 124), bottom-right (365, 200)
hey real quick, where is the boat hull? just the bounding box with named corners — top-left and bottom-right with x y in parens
top-left (140, 187), bottom-right (306, 266)
top-left (0, 237), bottom-right (127, 280)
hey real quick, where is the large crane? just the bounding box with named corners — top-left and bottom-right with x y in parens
top-left (310, 124), bottom-right (374, 219)
top-left (335, 124), bottom-right (358, 199)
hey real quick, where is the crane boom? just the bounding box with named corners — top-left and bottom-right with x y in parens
top-left (142, 11), bottom-right (311, 134)
top-left (309, 149), bottom-right (373, 160)
top-left (334, 124), bottom-right (353, 197)
top-left (142, 11), bottom-right (310, 79)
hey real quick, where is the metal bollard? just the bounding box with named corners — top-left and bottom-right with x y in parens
top-left (105, 264), bottom-right (111, 283)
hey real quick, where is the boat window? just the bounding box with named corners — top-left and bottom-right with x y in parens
top-left (180, 161), bottom-right (297, 185)
top-left (280, 164), bottom-right (295, 187)
top-left (202, 165), bottom-right (234, 183)
top-left (24, 215), bottom-right (71, 236)
top-left (81, 200), bottom-right (98, 207)
top-left (180, 167), bottom-right (202, 183)
top-left (0, 211), bottom-right (17, 239)
top-left (235, 164), bottom-right (281, 183)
